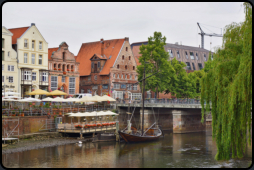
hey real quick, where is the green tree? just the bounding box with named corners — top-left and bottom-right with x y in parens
top-left (137, 32), bottom-right (174, 98)
top-left (201, 2), bottom-right (252, 161)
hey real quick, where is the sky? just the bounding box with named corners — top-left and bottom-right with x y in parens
top-left (2, 2), bottom-right (246, 56)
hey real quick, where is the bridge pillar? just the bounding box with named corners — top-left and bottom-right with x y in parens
top-left (172, 110), bottom-right (206, 133)
top-left (140, 109), bottom-right (154, 130)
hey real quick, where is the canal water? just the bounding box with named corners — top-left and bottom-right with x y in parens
top-left (2, 128), bottom-right (252, 168)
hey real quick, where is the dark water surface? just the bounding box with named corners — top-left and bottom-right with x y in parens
top-left (2, 129), bottom-right (252, 168)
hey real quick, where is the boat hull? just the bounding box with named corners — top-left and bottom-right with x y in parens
top-left (118, 131), bottom-right (162, 143)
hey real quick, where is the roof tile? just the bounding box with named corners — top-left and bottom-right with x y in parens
top-left (48, 47), bottom-right (59, 60)
top-left (76, 38), bottom-right (125, 76)
top-left (8, 27), bottom-right (30, 44)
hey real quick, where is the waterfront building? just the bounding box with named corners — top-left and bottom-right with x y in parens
top-left (8, 23), bottom-right (48, 98)
top-left (2, 26), bottom-right (18, 94)
top-left (131, 41), bottom-right (213, 99)
top-left (76, 37), bottom-right (141, 100)
top-left (48, 42), bottom-right (80, 96)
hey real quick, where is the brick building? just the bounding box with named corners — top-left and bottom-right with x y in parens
top-left (131, 41), bottom-right (213, 99)
top-left (76, 37), bottom-right (141, 100)
top-left (48, 42), bottom-right (80, 96)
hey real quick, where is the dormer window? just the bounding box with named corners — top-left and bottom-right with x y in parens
top-left (98, 61), bottom-right (100, 68)
top-left (92, 62), bottom-right (94, 68)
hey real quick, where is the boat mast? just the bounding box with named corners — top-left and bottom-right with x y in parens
top-left (142, 59), bottom-right (146, 136)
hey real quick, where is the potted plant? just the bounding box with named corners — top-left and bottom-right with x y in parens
top-left (67, 69), bottom-right (70, 71)
top-left (75, 124), bottom-right (83, 129)
top-left (12, 111), bottom-right (16, 117)
top-left (58, 68), bottom-right (61, 71)
top-left (63, 72), bottom-right (66, 75)
top-left (54, 68), bottom-right (57, 70)
top-left (71, 69), bottom-right (74, 72)
top-left (58, 105), bottom-right (62, 115)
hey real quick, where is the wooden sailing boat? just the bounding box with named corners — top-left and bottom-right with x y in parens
top-left (118, 62), bottom-right (163, 143)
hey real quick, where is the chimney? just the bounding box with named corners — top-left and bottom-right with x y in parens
top-left (175, 42), bottom-right (178, 45)
top-left (31, 23), bottom-right (35, 26)
top-left (100, 38), bottom-right (104, 56)
top-left (125, 37), bottom-right (129, 41)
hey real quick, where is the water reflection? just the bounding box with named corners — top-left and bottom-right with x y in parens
top-left (2, 129), bottom-right (252, 168)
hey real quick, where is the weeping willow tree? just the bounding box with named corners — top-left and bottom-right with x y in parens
top-left (201, 2), bottom-right (252, 161)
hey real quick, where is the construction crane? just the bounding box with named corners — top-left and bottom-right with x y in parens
top-left (197, 22), bottom-right (223, 49)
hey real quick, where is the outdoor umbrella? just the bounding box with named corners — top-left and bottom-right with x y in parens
top-left (65, 97), bottom-right (80, 112)
top-left (47, 90), bottom-right (67, 96)
top-left (101, 95), bottom-right (116, 110)
top-left (28, 89), bottom-right (49, 100)
top-left (42, 97), bottom-right (54, 101)
top-left (3, 96), bottom-right (22, 99)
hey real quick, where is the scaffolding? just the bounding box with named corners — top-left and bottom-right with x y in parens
top-left (2, 118), bottom-right (20, 144)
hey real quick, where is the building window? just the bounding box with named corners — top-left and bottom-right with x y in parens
top-left (121, 84), bottom-right (126, 89)
top-left (147, 91), bottom-right (151, 98)
top-left (125, 74), bottom-right (127, 79)
top-left (32, 54), bottom-right (35, 64)
top-left (185, 52), bottom-right (188, 59)
top-left (125, 65), bottom-right (127, 70)
top-left (196, 53), bottom-right (198, 60)
top-left (42, 72), bottom-right (48, 82)
top-left (177, 51), bottom-right (180, 58)
top-left (133, 84), bottom-right (137, 90)
top-left (198, 63), bottom-right (203, 70)
top-left (92, 62), bottom-right (94, 68)
top-left (2, 38), bottom-right (4, 48)
top-left (102, 84), bottom-right (108, 89)
top-left (24, 71), bottom-right (31, 80)
top-left (113, 74), bottom-right (115, 78)
top-left (204, 54), bottom-right (207, 61)
top-left (122, 55), bottom-right (124, 60)
top-left (2, 64), bottom-right (4, 71)
top-left (94, 75), bottom-right (97, 80)
top-left (39, 55), bottom-right (42, 65)
top-left (135, 75), bottom-right (137, 80)
top-left (9, 76), bottom-right (13, 83)
top-left (2, 76), bottom-right (4, 83)
top-left (133, 66), bottom-right (135, 70)
top-left (51, 76), bottom-right (58, 91)
top-left (129, 56), bottom-right (131, 60)
top-left (211, 55), bottom-right (214, 60)
top-left (8, 51), bottom-right (10, 57)
top-left (24, 39), bottom-right (28, 48)
top-left (2, 51), bottom-right (4, 61)
top-left (117, 65), bottom-right (119, 69)
top-left (88, 76), bottom-right (91, 81)
top-left (8, 65), bottom-right (14, 71)
top-left (98, 61), bottom-right (100, 68)
top-left (113, 83), bottom-right (120, 89)
top-left (115, 91), bottom-right (123, 99)
top-left (132, 93), bottom-right (141, 100)
top-left (168, 49), bottom-right (173, 57)
top-left (190, 52), bottom-right (194, 60)
top-left (130, 74), bottom-right (132, 79)
top-left (121, 74), bottom-right (123, 79)
top-left (39, 41), bottom-right (43, 50)
top-left (126, 47), bottom-right (128, 51)
top-left (32, 40), bottom-right (35, 49)
top-left (192, 63), bottom-right (196, 70)
top-left (32, 72), bottom-right (36, 81)
top-left (63, 52), bottom-right (65, 61)
top-left (23, 53), bottom-right (27, 63)
top-left (186, 62), bottom-right (191, 70)
top-left (117, 74), bottom-right (119, 78)
top-left (62, 76), bottom-right (65, 82)
top-left (127, 84), bottom-right (132, 90)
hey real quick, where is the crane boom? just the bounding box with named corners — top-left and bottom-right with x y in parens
top-left (197, 22), bottom-right (223, 49)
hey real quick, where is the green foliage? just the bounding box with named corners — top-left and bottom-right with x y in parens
top-left (200, 2), bottom-right (252, 161)
top-left (137, 32), bottom-right (174, 98)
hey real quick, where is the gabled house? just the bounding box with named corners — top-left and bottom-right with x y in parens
top-left (48, 42), bottom-right (80, 96)
top-left (76, 37), bottom-right (141, 100)
top-left (8, 23), bottom-right (48, 98)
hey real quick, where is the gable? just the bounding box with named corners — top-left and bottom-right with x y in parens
top-left (8, 26), bottom-right (30, 44)
top-left (76, 38), bottom-right (125, 76)
top-left (2, 26), bottom-right (13, 36)
top-left (21, 26), bottom-right (47, 43)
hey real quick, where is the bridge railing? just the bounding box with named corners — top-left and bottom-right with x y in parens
top-left (116, 98), bottom-right (212, 105)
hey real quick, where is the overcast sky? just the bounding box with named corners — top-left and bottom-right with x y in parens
top-left (2, 2), bottom-right (246, 56)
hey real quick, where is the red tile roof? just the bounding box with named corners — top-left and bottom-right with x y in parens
top-left (135, 56), bottom-right (141, 66)
top-left (48, 47), bottom-right (59, 60)
top-left (76, 38), bottom-right (125, 76)
top-left (8, 27), bottom-right (30, 44)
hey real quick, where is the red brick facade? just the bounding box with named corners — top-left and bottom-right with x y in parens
top-left (78, 38), bottom-right (141, 99)
top-left (48, 42), bottom-right (80, 96)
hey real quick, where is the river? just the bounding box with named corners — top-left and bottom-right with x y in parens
top-left (2, 128), bottom-right (252, 168)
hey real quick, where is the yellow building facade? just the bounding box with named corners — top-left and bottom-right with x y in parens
top-left (2, 26), bottom-right (18, 95)
top-left (9, 23), bottom-right (48, 98)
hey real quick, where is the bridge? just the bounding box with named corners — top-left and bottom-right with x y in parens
top-left (115, 100), bottom-right (211, 134)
